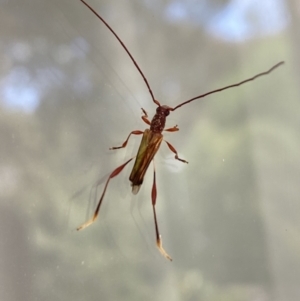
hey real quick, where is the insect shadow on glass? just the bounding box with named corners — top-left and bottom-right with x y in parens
top-left (78, 0), bottom-right (284, 261)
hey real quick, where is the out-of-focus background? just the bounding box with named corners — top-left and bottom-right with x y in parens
top-left (1, 0), bottom-right (299, 300)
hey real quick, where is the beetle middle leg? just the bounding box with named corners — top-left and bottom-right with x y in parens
top-left (164, 140), bottom-right (188, 163)
top-left (109, 108), bottom-right (151, 150)
top-left (110, 130), bottom-right (143, 150)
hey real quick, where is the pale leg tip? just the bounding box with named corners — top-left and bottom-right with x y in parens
top-left (76, 218), bottom-right (94, 231)
top-left (157, 236), bottom-right (172, 261)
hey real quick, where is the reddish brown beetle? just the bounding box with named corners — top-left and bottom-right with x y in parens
top-left (78, 0), bottom-right (284, 261)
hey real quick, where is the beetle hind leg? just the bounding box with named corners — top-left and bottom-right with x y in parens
top-left (77, 157), bottom-right (134, 231)
top-left (151, 163), bottom-right (172, 261)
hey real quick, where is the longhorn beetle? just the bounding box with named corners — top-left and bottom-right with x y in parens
top-left (78, 0), bottom-right (284, 261)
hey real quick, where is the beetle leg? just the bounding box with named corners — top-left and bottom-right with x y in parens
top-left (151, 162), bottom-right (172, 261)
top-left (110, 130), bottom-right (143, 150)
top-left (141, 108), bottom-right (151, 125)
top-left (165, 125), bottom-right (179, 132)
top-left (164, 140), bottom-right (188, 163)
top-left (77, 157), bottom-right (134, 231)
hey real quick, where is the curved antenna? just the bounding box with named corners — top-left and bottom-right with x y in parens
top-left (80, 0), bottom-right (160, 107)
top-left (171, 61), bottom-right (284, 111)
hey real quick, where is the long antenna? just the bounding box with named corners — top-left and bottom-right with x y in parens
top-left (171, 61), bottom-right (284, 111)
top-left (80, 0), bottom-right (160, 106)
top-left (80, 0), bottom-right (284, 112)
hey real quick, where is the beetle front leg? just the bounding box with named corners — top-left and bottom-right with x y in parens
top-left (164, 125), bottom-right (179, 132)
top-left (141, 108), bottom-right (151, 125)
top-left (164, 140), bottom-right (188, 163)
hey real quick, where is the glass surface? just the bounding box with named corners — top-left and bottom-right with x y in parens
top-left (1, 0), bottom-right (299, 300)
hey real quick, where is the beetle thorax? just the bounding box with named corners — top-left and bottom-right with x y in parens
top-left (150, 105), bottom-right (170, 133)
